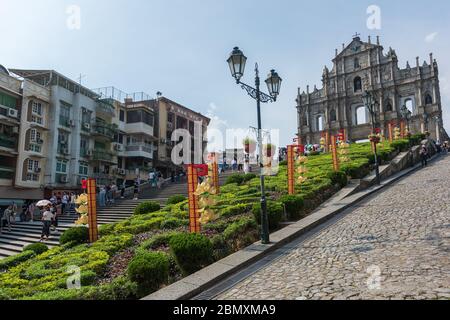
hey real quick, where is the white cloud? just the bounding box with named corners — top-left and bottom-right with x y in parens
top-left (425, 32), bottom-right (438, 43)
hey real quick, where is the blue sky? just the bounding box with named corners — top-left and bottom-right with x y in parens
top-left (1, 0), bottom-right (449, 147)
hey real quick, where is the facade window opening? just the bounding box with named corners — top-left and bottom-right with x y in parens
top-left (425, 94), bottom-right (433, 105)
top-left (354, 58), bottom-right (360, 69)
top-left (405, 98), bottom-right (414, 113)
top-left (330, 109), bottom-right (337, 122)
top-left (354, 77), bottom-right (362, 92)
top-left (317, 116), bottom-right (324, 131)
top-left (385, 100), bottom-right (393, 112)
top-left (356, 106), bottom-right (368, 125)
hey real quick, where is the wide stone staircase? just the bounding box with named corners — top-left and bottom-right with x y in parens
top-left (0, 168), bottom-right (249, 259)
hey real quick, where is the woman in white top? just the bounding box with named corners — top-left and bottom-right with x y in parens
top-left (40, 206), bottom-right (54, 241)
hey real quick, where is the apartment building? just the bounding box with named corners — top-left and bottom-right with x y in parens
top-left (10, 69), bottom-right (119, 196)
top-left (0, 69), bottom-right (210, 205)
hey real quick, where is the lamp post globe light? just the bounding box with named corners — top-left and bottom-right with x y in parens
top-left (227, 47), bottom-right (282, 244)
top-left (362, 90), bottom-right (381, 185)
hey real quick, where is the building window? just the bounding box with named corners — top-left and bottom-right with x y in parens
top-left (79, 163), bottom-right (89, 176)
top-left (32, 101), bottom-right (42, 115)
top-left (425, 94), bottom-right (433, 105)
top-left (80, 137), bottom-right (88, 157)
top-left (354, 77), bottom-right (362, 92)
top-left (356, 106), bottom-right (368, 125)
top-left (317, 116), bottom-right (324, 131)
top-left (404, 98), bottom-right (414, 113)
top-left (168, 112), bottom-right (175, 123)
top-left (0, 92), bottom-right (17, 108)
top-left (354, 58), bottom-right (360, 69)
top-left (57, 131), bottom-right (69, 154)
top-left (56, 159), bottom-right (68, 173)
top-left (385, 99), bottom-right (393, 112)
top-left (26, 159), bottom-right (40, 181)
top-left (59, 102), bottom-right (71, 127)
top-left (119, 109), bottom-right (125, 122)
top-left (330, 109), bottom-right (337, 122)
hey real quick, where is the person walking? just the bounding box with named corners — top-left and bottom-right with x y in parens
top-left (10, 201), bottom-right (18, 224)
top-left (133, 179), bottom-right (140, 200)
top-left (99, 186), bottom-right (106, 207)
top-left (70, 193), bottom-right (76, 212)
top-left (27, 201), bottom-right (36, 222)
top-left (0, 205), bottom-right (12, 234)
top-left (420, 144), bottom-right (429, 168)
top-left (149, 171), bottom-right (155, 188)
top-left (61, 192), bottom-right (69, 214)
top-left (40, 205), bottom-right (53, 241)
top-left (110, 183), bottom-right (117, 204)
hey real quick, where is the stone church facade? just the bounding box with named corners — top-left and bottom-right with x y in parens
top-left (296, 35), bottom-right (448, 144)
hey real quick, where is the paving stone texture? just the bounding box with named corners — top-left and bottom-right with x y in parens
top-left (217, 155), bottom-right (450, 300)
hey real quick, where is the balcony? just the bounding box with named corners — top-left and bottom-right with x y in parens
top-left (91, 149), bottom-right (116, 163)
top-left (124, 145), bottom-right (154, 159)
top-left (0, 166), bottom-right (14, 180)
top-left (92, 123), bottom-right (117, 140)
top-left (0, 133), bottom-right (17, 149)
top-left (124, 122), bottom-right (154, 137)
top-left (96, 99), bottom-right (116, 117)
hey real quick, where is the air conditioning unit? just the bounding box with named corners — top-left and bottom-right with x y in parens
top-left (86, 150), bottom-right (93, 156)
top-left (37, 139), bottom-right (44, 145)
top-left (69, 120), bottom-right (76, 127)
top-left (62, 148), bottom-right (69, 155)
top-left (84, 123), bottom-right (91, 130)
top-left (8, 108), bottom-right (18, 118)
top-left (160, 138), bottom-right (167, 144)
top-left (12, 127), bottom-right (19, 134)
top-left (119, 169), bottom-right (126, 175)
top-left (34, 168), bottom-right (41, 173)
top-left (60, 175), bottom-right (68, 183)
top-left (115, 144), bottom-right (124, 152)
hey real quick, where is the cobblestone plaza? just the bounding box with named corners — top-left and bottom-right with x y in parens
top-left (218, 155), bottom-right (450, 300)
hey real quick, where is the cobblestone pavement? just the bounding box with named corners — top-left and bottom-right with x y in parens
top-left (217, 155), bottom-right (450, 300)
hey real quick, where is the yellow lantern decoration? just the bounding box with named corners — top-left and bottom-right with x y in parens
top-left (194, 176), bottom-right (218, 226)
top-left (74, 193), bottom-right (89, 225)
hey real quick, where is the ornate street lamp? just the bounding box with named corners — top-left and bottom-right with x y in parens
top-left (362, 90), bottom-right (381, 185)
top-left (401, 104), bottom-right (414, 167)
top-left (227, 47), bottom-right (282, 244)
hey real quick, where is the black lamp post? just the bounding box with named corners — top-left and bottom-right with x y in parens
top-left (227, 47), bottom-right (282, 244)
top-left (362, 90), bottom-right (381, 185)
top-left (401, 104), bottom-right (413, 167)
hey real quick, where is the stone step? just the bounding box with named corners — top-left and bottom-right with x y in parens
top-left (0, 248), bottom-right (18, 258)
top-left (0, 236), bottom-right (57, 249)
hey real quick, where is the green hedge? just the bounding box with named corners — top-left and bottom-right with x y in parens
top-left (225, 174), bottom-right (245, 185)
top-left (219, 203), bottom-right (253, 218)
top-left (23, 243), bottom-right (49, 255)
top-left (252, 201), bottom-right (284, 230)
top-left (166, 195), bottom-right (187, 205)
top-left (279, 195), bottom-right (305, 220)
top-left (127, 251), bottom-right (169, 296)
top-left (169, 233), bottom-right (213, 275)
top-left (327, 171), bottom-right (348, 188)
top-left (60, 227), bottom-right (89, 245)
top-left (0, 251), bottom-right (35, 271)
top-left (134, 201), bottom-right (161, 215)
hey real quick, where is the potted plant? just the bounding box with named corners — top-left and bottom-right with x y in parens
top-left (368, 133), bottom-right (381, 144)
top-left (243, 137), bottom-right (257, 154)
top-left (264, 144), bottom-right (276, 158)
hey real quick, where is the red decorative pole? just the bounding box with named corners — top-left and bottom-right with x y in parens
top-left (187, 164), bottom-right (201, 233)
top-left (86, 178), bottom-right (98, 243)
top-left (331, 135), bottom-right (339, 172)
top-left (287, 145), bottom-right (295, 195)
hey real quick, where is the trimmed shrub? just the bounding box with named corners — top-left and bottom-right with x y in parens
top-left (59, 227), bottom-right (89, 245)
top-left (220, 203), bottom-right (253, 218)
top-left (22, 243), bottom-right (49, 255)
top-left (0, 251), bottom-right (35, 271)
top-left (243, 173), bottom-right (257, 182)
top-left (98, 223), bottom-right (115, 236)
top-left (127, 251), bottom-right (170, 296)
top-left (160, 218), bottom-right (187, 230)
top-left (279, 160), bottom-right (288, 166)
top-left (391, 139), bottom-right (410, 152)
top-left (133, 201), bottom-right (161, 215)
top-left (223, 217), bottom-right (257, 241)
top-left (169, 233), bottom-right (213, 275)
top-left (225, 174), bottom-right (245, 185)
top-left (140, 232), bottom-right (179, 251)
top-left (166, 195), bottom-right (187, 205)
top-left (279, 195), bottom-right (305, 220)
top-left (327, 171), bottom-right (348, 188)
top-left (252, 201), bottom-right (284, 230)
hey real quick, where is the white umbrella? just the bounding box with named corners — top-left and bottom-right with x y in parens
top-left (36, 200), bottom-right (52, 207)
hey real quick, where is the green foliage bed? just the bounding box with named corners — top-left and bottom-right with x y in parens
top-left (0, 139), bottom-right (416, 300)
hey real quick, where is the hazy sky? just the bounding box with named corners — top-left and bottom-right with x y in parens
top-left (1, 0), bottom-right (449, 147)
